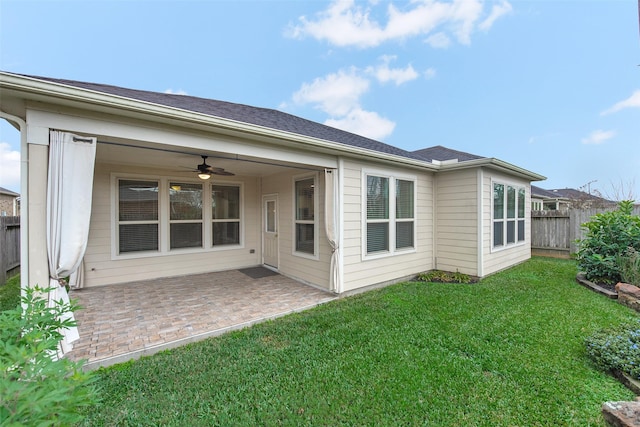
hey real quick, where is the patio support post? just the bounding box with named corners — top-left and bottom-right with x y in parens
top-left (324, 168), bottom-right (341, 293)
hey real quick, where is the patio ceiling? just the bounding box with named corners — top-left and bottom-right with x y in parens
top-left (96, 138), bottom-right (322, 178)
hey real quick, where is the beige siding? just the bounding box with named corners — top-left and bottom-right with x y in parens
top-left (481, 169), bottom-right (531, 276)
top-left (83, 162), bottom-right (262, 287)
top-left (261, 170), bottom-right (331, 290)
top-left (434, 169), bottom-right (478, 276)
top-left (341, 159), bottom-right (434, 292)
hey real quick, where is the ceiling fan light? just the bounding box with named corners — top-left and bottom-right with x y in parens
top-left (198, 172), bottom-right (212, 180)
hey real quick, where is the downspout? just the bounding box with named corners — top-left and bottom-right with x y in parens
top-left (477, 168), bottom-right (484, 278)
top-left (432, 173), bottom-right (437, 270)
top-left (337, 156), bottom-right (345, 294)
top-left (0, 112), bottom-right (28, 297)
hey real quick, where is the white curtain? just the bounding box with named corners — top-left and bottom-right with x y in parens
top-left (47, 130), bottom-right (97, 355)
top-left (324, 169), bottom-right (341, 293)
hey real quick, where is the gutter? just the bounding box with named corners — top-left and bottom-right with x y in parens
top-left (0, 72), bottom-right (438, 172)
top-left (437, 157), bottom-right (546, 182)
top-left (0, 111), bottom-right (28, 298)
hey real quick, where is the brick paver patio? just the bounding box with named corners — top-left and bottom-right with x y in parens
top-left (66, 268), bottom-right (336, 369)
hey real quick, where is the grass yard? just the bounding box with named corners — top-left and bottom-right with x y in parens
top-left (0, 274), bottom-right (20, 312)
top-left (73, 258), bottom-right (637, 425)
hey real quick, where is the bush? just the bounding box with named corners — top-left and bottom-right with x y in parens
top-left (417, 270), bottom-right (473, 284)
top-left (618, 247), bottom-right (640, 286)
top-left (577, 200), bottom-right (640, 284)
top-left (586, 318), bottom-right (640, 380)
top-left (0, 285), bottom-right (97, 425)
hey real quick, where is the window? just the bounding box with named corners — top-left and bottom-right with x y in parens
top-left (212, 184), bottom-right (241, 246)
top-left (169, 182), bottom-right (203, 249)
top-left (396, 179), bottom-right (415, 249)
top-left (294, 177), bottom-right (315, 255)
top-left (118, 179), bottom-right (159, 253)
top-left (493, 182), bottom-right (526, 249)
top-left (366, 176), bottom-right (389, 253)
top-left (365, 173), bottom-right (416, 256)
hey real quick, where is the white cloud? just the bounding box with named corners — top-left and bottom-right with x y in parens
top-left (290, 67), bottom-right (399, 140)
top-left (581, 129), bottom-right (616, 145)
top-left (424, 32), bottom-right (451, 48)
top-left (600, 90), bottom-right (640, 115)
top-left (164, 88), bottom-right (188, 95)
top-left (479, 0), bottom-right (513, 31)
top-left (367, 55), bottom-right (419, 85)
top-left (287, 0), bottom-right (511, 48)
top-left (0, 142), bottom-right (20, 191)
top-left (424, 67), bottom-right (437, 79)
top-left (292, 68), bottom-right (370, 116)
top-left (325, 108), bottom-right (396, 140)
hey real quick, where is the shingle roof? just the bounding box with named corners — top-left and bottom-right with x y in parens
top-left (412, 145), bottom-right (484, 162)
top-left (546, 188), bottom-right (612, 203)
top-left (531, 185), bottom-right (565, 199)
top-left (0, 187), bottom-right (19, 196)
top-left (17, 73), bottom-right (427, 162)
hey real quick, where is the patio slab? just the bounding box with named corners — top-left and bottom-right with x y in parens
top-left (66, 268), bottom-right (336, 370)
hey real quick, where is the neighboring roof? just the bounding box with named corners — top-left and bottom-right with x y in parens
top-left (12, 73), bottom-right (426, 162)
top-left (531, 185), bottom-right (567, 199)
top-left (0, 187), bottom-right (19, 197)
top-left (413, 145), bottom-right (484, 162)
top-left (546, 188), bottom-right (613, 203)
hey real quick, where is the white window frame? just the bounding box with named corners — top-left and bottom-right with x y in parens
top-left (111, 173), bottom-right (244, 259)
top-left (114, 176), bottom-right (162, 257)
top-left (292, 172), bottom-right (319, 260)
top-left (168, 181), bottom-right (204, 251)
top-left (362, 169), bottom-right (417, 261)
top-left (211, 182), bottom-right (244, 249)
top-left (491, 179), bottom-right (527, 252)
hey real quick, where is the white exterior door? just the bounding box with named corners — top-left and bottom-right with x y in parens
top-left (262, 195), bottom-right (278, 268)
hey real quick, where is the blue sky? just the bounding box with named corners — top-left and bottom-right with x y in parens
top-left (1, 0), bottom-right (639, 199)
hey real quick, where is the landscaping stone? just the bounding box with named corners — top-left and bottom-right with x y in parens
top-left (576, 273), bottom-right (618, 299)
top-left (602, 400), bottom-right (640, 427)
top-left (616, 283), bottom-right (640, 313)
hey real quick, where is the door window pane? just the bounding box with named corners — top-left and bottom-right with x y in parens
top-left (266, 200), bottom-right (276, 233)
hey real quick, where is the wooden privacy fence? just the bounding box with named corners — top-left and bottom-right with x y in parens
top-left (0, 216), bottom-right (20, 284)
top-left (531, 206), bottom-right (640, 258)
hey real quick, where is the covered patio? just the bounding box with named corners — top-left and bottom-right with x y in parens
top-left (66, 268), bottom-right (336, 370)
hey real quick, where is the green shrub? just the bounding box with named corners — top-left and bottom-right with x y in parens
top-left (417, 270), bottom-right (473, 284)
top-left (618, 247), bottom-right (640, 286)
top-left (577, 200), bottom-right (640, 283)
top-left (585, 318), bottom-right (640, 380)
top-left (0, 286), bottom-right (97, 426)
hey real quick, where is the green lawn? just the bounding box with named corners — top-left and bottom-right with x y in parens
top-left (76, 257), bottom-right (637, 426)
top-left (0, 274), bottom-right (20, 312)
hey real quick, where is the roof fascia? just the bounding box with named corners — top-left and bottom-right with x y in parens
top-left (0, 72), bottom-right (438, 172)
